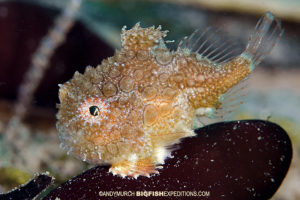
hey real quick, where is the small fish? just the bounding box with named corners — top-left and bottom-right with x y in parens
top-left (56, 12), bottom-right (283, 178)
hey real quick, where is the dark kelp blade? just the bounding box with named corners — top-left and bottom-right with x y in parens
top-left (0, 173), bottom-right (54, 200)
top-left (44, 120), bottom-right (292, 200)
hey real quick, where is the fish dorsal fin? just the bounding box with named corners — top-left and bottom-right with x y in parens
top-left (178, 27), bottom-right (244, 64)
top-left (193, 76), bottom-right (249, 129)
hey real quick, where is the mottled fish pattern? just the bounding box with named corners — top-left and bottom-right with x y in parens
top-left (56, 12), bottom-right (283, 178)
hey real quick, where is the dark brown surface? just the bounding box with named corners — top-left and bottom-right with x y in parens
top-left (44, 120), bottom-right (292, 200)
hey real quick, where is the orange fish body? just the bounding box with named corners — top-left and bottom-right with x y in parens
top-left (56, 12), bottom-right (282, 178)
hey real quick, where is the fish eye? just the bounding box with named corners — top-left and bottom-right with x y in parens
top-left (78, 97), bottom-right (109, 125)
top-left (89, 105), bottom-right (100, 116)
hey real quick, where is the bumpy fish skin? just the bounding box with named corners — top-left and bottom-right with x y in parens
top-left (56, 12), bottom-right (282, 178)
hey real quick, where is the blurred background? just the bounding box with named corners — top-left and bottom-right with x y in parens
top-left (0, 0), bottom-right (299, 199)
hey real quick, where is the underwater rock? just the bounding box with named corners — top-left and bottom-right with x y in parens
top-left (0, 173), bottom-right (53, 200)
top-left (44, 120), bottom-right (292, 199)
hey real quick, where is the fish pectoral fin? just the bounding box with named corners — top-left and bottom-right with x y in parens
top-left (195, 107), bottom-right (216, 117)
top-left (109, 158), bottom-right (159, 178)
top-left (193, 107), bottom-right (217, 128)
top-left (194, 78), bottom-right (247, 129)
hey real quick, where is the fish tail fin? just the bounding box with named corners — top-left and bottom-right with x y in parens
top-left (242, 12), bottom-right (283, 69)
